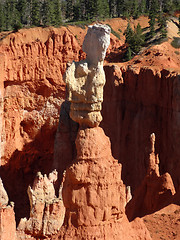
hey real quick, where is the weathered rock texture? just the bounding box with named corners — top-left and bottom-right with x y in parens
top-left (0, 178), bottom-right (16, 240)
top-left (126, 133), bottom-right (176, 220)
top-left (57, 127), bottom-right (152, 240)
top-left (0, 27), bottom-right (82, 223)
top-left (64, 24), bottom-right (111, 127)
top-left (0, 178), bottom-right (9, 206)
top-left (0, 205), bottom-right (16, 240)
top-left (102, 65), bottom-right (180, 192)
top-left (17, 170), bottom-right (65, 237)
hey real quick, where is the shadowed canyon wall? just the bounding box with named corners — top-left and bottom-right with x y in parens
top-left (101, 65), bottom-right (180, 192)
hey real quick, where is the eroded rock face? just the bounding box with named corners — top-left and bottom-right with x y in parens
top-left (126, 133), bottom-right (176, 220)
top-left (0, 178), bottom-right (16, 240)
top-left (0, 206), bottom-right (16, 240)
top-left (0, 178), bottom-right (9, 206)
top-left (58, 127), bottom-right (152, 240)
top-left (64, 24), bottom-right (111, 127)
top-left (0, 27), bottom-right (82, 224)
top-left (18, 170), bottom-right (65, 237)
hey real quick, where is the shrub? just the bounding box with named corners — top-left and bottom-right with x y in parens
top-left (171, 37), bottom-right (180, 48)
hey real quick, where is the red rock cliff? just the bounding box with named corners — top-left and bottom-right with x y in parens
top-left (0, 27), bottom-right (82, 223)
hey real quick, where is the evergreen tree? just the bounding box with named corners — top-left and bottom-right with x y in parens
top-left (41, 0), bottom-right (49, 25)
top-left (53, 0), bottom-right (62, 25)
top-left (172, 0), bottom-right (180, 11)
top-left (98, 0), bottom-right (109, 19)
top-left (85, 0), bottom-right (96, 20)
top-left (4, 0), bottom-right (12, 30)
top-left (130, 23), bottom-right (145, 53)
top-left (41, 0), bottom-right (55, 26)
top-left (79, 0), bottom-right (86, 20)
top-left (109, 0), bottom-right (116, 17)
top-left (17, 0), bottom-right (27, 24)
top-left (131, 24), bottom-right (144, 53)
top-left (0, 2), bottom-right (5, 31)
top-left (31, 0), bottom-right (40, 26)
top-left (149, 13), bottom-right (156, 38)
top-left (162, 0), bottom-right (173, 13)
top-left (159, 15), bottom-right (167, 38)
top-left (66, 0), bottom-right (74, 20)
top-left (123, 0), bottom-right (132, 18)
top-left (124, 22), bottom-right (133, 43)
top-left (139, 0), bottom-right (146, 15)
top-left (132, 0), bottom-right (139, 19)
top-left (124, 22), bottom-right (144, 55)
top-left (4, 0), bottom-right (20, 30)
top-left (149, 0), bottom-right (159, 14)
top-left (73, 0), bottom-right (81, 21)
top-left (11, 0), bottom-right (21, 25)
top-left (116, 0), bottom-right (124, 17)
top-left (124, 46), bottom-right (132, 61)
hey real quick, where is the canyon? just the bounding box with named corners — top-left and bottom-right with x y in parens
top-left (0, 17), bottom-right (179, 239)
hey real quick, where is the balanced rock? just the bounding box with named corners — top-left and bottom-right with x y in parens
top-left (64, 24), bottom-right (111, 127)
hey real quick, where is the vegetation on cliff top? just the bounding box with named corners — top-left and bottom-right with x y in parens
top-left (0, 0), bottom-right (179, 32)
top-left (0, 0), bottom-right (179, 61)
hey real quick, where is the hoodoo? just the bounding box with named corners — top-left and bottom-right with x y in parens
top-left (58, 24), bottom-right (152, 240)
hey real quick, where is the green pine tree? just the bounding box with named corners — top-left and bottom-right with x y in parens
top-left (132, 0), bottom-right (139, 19)
top-left (66, 0), bottom-right (74, 20)
top-left (124, 22), bottom-right (144, 56)
top-left (172, 0), bottom-right (180, 12)
top-left (4, 0), bottom-right (21, 30)
top-left (53, 0), bottom-right (62, 25)
top-left (31, 0), bottom-right (40, 26)
top-left (109, 0), bottom-right (116, 17)
top-left (17, 0), bottom-right (27, 25)
top-left (159, 15), bottom-right (167, 38)
top-left (124, 22), bottom-right (133, 44)
top-left (124, 46), bottom-right (132, 61)
top-left (149, 13), bottom-right (156, 38)
top-left (41, 0), bottom-right (55, 26)
top-left (79, 0), bottom-right (86, 20)
top-left (4, 0), bottom-right (12, 30)
top-left (149, 0), bottom-right (159, 14)
top-left (117, 0), bottom-right (124, 17)
top-left (85, 0), bottom-right (96, 20)
top-left (0, 2), bottom-right (5, 31)
top-left (73, 1), bottom-right (81, 21)
top-left (139, 0), bottom-right (146, 14)
top-left (162, 0), bottom-right (173, 13)
top-left (98, 0), bottom-right (109, 19)
top-left (11, 0), bottom-right (21, 28)
top-left (131, 23), bottom-right (145, 53)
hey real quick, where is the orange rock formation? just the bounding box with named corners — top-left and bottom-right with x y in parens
top-left (57, 127), bottom-right (152, 240)
top-left (0, 19), bottom-right (179, 239)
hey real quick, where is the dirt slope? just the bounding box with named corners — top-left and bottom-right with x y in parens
top-left (143, 204), bottom-right (180, 240)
